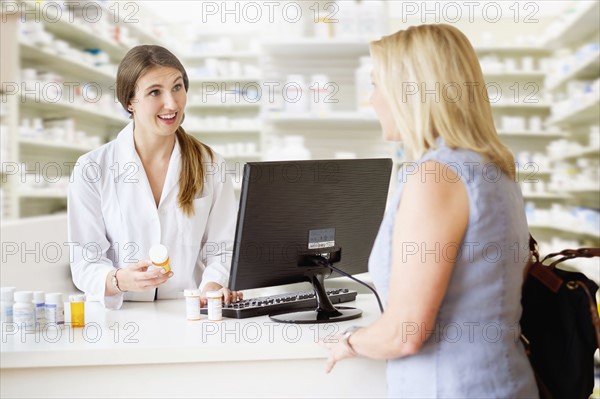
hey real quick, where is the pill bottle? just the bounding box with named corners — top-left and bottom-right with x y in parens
top-left (33, 290), bottom-right (46, 329)
top-left (69, 294), bottom-right (86, 328)
top-left (1, 287), bottom-right (16, 324)
top-left (184, 289), bottom-right (201, 321)
top-left (13, 291), bottom-right (35, 330)
top-left (149, 244), bottom-right (171, 273)
top-left (206, 291), bottom-right (223, 321)
top-left (45, 292), bottom-right (64, 327)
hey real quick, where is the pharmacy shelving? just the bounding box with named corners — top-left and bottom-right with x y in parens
top-left (19, 96), bottom-right (128, 126)
top-left (19, 41), bottom-right (116, 83)
top-left (2, 3), bottom-right (170, 219)
top-left (18, 138), bottom-right (95, 153)
top-left (542, 1), bottom-right (600, 49)
top-left (550, 144), bottom-right (600, 162)
top-left (546, 96), bottom-right (600, 127)
top-left (535, 0), bottom-right (600, 260)
top-left (546, 51), bottom-right (600, 92)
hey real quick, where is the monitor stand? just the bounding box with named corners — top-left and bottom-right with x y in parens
top-left (268, 273), bottom-right (362, 324)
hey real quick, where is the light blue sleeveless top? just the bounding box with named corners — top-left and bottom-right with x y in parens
top-left (369, 139), bottom-right (539, 398)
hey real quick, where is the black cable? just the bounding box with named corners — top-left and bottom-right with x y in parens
top-left (311, 257), bottom-right (384, 313)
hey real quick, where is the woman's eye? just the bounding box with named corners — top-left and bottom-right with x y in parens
top-left (149, 89), bottom-right (160, 97)
top-left (173, 84), bottom-right (182, 91)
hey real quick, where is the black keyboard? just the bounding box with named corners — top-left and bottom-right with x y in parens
top-left (201, 288), bottom-right (358, 319)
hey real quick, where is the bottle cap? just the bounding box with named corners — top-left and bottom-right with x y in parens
top-left (33, 291), bottom-right (45, 303)
top-left (14, 291), bottom-right (33, 302)
top-left (45, 293), bottom-right (64, 305)
top-left (206, 291), bottom-right (223, 299)
top-left (69, 294), bottom-right (86, 303)
top-left (149, 244), bottom-right (169, 264)
top-left (0, 287), bottom-right (16, 302)
top-left (184, 289), bottom-right (201, 297)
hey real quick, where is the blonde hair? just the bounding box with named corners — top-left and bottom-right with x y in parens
top-left (116, 45), bottom-right (213, 216)
top-left (370, 24), bottom-right (515, 179)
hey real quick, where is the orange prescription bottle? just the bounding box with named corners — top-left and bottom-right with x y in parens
top-left (149, 244), bottom-right (171, 273)
top-left (69, 294), bottom-right (85, 328)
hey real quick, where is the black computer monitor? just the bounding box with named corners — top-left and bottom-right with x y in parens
top-left (229, 158), bottom-right (392, 323)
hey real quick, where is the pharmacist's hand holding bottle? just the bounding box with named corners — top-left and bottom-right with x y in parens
top-left (107, 259), bottom-right (174, 294)
top-left (200, 282), bottom-right (243, 307)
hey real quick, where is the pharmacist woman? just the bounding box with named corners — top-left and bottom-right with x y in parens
top-left (68, 45), bottom-right (242, 309)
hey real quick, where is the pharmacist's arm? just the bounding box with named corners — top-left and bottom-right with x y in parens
top-left (68, 157), bottom-right (123, 309)
top-left (198, 155), bottom-right (238, 294)
top-left (347, 161), bottom-right (469, 359)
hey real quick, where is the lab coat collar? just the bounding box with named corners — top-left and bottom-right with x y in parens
top-left (114, 121), bottom-right (182, 207)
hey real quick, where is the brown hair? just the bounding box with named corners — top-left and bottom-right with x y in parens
top-left (370, 24), bottom-right (515, 179)
top-left (116, 45), bottom-right (213, 216)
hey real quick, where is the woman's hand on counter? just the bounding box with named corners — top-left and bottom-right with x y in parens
top-left (119, 259), bottom-right (174, 292)
top-left (200, 282), bottom-right (243, 307)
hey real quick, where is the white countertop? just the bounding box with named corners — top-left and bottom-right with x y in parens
top-left (1, 294), bottom-right (382, 369)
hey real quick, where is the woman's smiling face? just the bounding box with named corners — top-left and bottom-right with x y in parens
top-left (128, 66), bottom-right (187, 137)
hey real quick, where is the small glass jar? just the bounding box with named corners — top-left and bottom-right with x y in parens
top-left (69, 294), bottom-right (85, 328)
top-left (206, 291), bottom-right (223, 321)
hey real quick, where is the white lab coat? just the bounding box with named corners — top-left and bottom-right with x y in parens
top-left (68, 122), bottom-right (237, 309)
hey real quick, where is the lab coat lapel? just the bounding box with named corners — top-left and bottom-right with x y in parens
top-left (113, 122), bottom-right (157, 217)
top-left (158, 137), bottom-right (181, 207)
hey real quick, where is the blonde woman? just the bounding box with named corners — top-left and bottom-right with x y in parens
top-left (324, 25), bottom-right (538, 398)
top-left (68, 45), bottom-right (242, 309)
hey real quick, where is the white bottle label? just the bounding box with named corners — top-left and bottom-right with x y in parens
top-left (45, 304), bottom-right (64, 325)
top-left (35, 303), bottom-right (46, 328)
top-left (13, 308), bottom-right (35, 330)
top-left (207, 298), bottom-right (222, 321)
top-left (185, 296), bottom-right (201, 320)
top-left (1, 303), bottom-right (13, 323)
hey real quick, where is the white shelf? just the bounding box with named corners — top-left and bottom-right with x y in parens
top-left (491, 102), bottom-right (552, 110)
top-left (18, 138), bottom-right (95, 153)
top-left (19, 96), bottom-right (128, 126)
top-left (543, 1), bottom-right (600, 49)
top-left (529, 223), bottom-right (600, 241)
top-left (516, 168), bottom-right (553, 176)
top-left (265, 112), bottom-right (380, 127)
top-left (189, 76), bottom-right (261, 84)
top-left (550, 145), bottom-right (600, 162)
top-left (184, 51), bottom-right (260, 61)
top-left (19, 41), bottom-right (116, 83)
top-left (563, 186), bottom-right (600, 194)
top-left (40, 16), bottom-right (127, 61)
top-left (483, 71), bottom-right (545, 79)
top-left (498, 130), bottom-right (567, 139)
top-left (546, 51), bottom-right (600, 92)
top-left (262, 39), bottom-right (369, 56)
top-left (18, 189), bottom-right (68, 199)
top-left (547, 96), bottom-right (600, 126)
top-left (223, 153), bottom-right (262, 160)
top-left (187, 102), bottom-right (260, 109)
top-left (523, 192), bottom-right (571, 200)
top-left (474, 46), bottom-right (550, 55)
top-left (187, 128), bottom-right (261, 135)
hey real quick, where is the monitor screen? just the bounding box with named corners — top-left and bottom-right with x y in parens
top-left (229, 158), bottom-right (392, 323)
